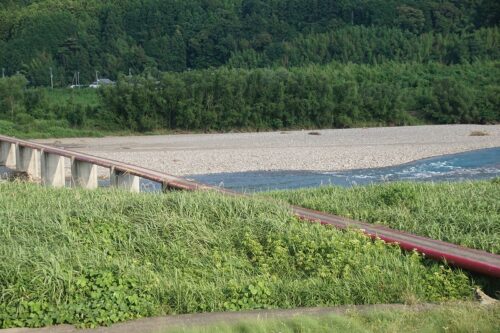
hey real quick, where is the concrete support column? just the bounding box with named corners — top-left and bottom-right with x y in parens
top-left (110, 169), bottom-right (140, 192)
top-left (0, 142), bottom-right (17, 169)
top-left (16, 146), bottom-right (41, 181)
top-left (41, 152), bottom-right (65, 187)
top-left (71, 159), bottom-right (98, 189)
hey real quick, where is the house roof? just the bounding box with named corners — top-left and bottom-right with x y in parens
top-left (97, 78), bottom-right (114, 84)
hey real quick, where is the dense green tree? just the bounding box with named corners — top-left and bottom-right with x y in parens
top-left (0, 74), bottom-right (28, 120)
top-left (20, 52), bottom-right (54, 86)
top-left (396, 5), bottom-right (425, 33)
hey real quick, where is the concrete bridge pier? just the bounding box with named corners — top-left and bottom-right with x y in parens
top-left (41, 151), bottom-right (66, 187)
top-left (162, 182), bottom-right (172, 192)
top-left (16, 146), bottom-right (41, 181)
top-left (0, 141), bottom-right (17, 169)
top-left (111, 169), bottom-right (140, 192)
top-left (71, 159), bottom-right (98, 189)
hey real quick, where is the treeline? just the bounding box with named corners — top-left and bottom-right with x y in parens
top-left (0, 61), bottom-right (498, 137)
top-left (100, 61), bottom-right (500, 132)
top-left (0, 0), bottom-right (499, 85)
top-left (229, 26), bottom-right (500, 68)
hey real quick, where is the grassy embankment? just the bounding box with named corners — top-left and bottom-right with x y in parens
top-left (0, 181), bottom-right (476, 328)
top-left (264, 180), bottom-right (500, 254)
top-left (164, 303), bottom-right (500, 333)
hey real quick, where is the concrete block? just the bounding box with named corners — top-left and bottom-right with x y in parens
top-left (16, 146), bottom-right (41, 181)
top-left (71, 160), bottom-right (98, 189)
top-left (41, 152), bottom-right (65, 187)
top-left (110, 169), bottom-right (140, 192)
top-left (0, 142), bottom-right (17, 169)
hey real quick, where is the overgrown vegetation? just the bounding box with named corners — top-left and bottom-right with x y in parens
top-left (0, 83), bottom-right (106, 138)
top-left (0, 182), bottom-right (474, 328)
top-left (164, 303), bottom-right (500, 333)
top-left (264, 180), bottom-right (500, 254)
top-left (101, 61), bottom-right (500, 132)
top-left (1, 61), bottom-right (498, 137)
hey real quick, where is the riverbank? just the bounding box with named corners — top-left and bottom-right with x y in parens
top-left (36, 125), bottom-right (500, 176)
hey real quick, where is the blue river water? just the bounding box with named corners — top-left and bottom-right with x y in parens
top-left (186, 147), bottom-right (500, 192)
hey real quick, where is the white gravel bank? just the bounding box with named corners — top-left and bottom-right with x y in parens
top-left (37, 125), bottom-right (500, 176)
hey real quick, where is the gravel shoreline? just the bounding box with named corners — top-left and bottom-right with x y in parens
top-left (37, 125), bottom-right (500, 177)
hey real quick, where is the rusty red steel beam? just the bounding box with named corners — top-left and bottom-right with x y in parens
top-left (1, 134), bottom-right (499, 277)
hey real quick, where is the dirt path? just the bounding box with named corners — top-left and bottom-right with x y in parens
top-left (2, 303), bottom-right (456, 333)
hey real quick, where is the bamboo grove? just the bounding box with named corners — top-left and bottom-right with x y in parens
top-left (99, 61), bottom-right (499, 132)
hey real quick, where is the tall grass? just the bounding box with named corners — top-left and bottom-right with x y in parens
top-left (0, 119), bottom-right (106, 139)
top-left (264, 180), bottom-right (500, 254)
top-left (0, 182), bottom-right (473, 328)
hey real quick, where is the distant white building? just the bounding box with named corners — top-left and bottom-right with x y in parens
top-left (89, 78), bottom-right (115, 88)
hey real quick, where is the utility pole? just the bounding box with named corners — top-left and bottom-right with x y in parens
top-left (129, 68), bottom-right (132, 77)
top-left (50, 67), bottom-right (54, 89)
top-left (2, 68), bottom-right (4, 78)
top-left (77, 71), bottom-right (80, 87)
top-left (95, 70), bottom-right (99, 82)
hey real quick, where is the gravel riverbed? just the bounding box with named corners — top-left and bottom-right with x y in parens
top-left (36, 125), bottom-right (500, 177)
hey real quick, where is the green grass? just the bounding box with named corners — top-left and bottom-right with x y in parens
top-left (165, 303), bottom-right (500, 333)
top-left (0, 119), bottom-right (107, 139)
top-left (0, 182), bottom-right (474, 328)
top-left (44, 88), bottom-right (101, 108)
top-left (263, 181), bottom-right (500, 254)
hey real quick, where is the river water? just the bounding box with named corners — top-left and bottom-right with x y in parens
top-left (188, 147), bottom-right (500, 192)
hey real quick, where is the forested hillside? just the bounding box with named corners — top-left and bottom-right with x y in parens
top-left (1, 0), bottom-right (498, 83)
top-left (0, 0), bottom-right (499, 137)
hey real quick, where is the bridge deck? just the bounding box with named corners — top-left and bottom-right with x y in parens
top-left (1, 134), bottom-right (499, 277)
